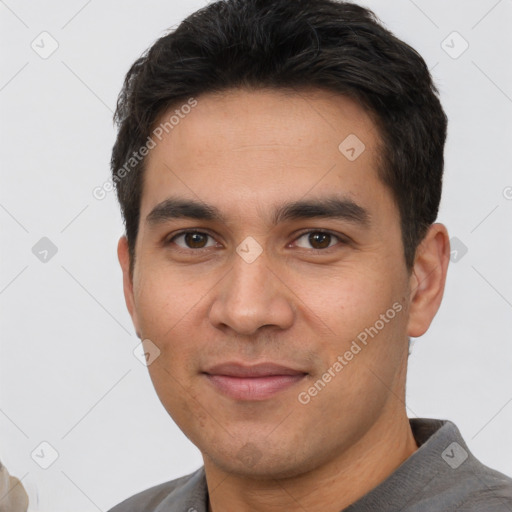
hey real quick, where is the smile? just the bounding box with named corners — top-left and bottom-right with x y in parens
top-left (203, 362), bottom-right (308, 401)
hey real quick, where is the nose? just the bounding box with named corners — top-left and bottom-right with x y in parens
top-left (208, 247), bottom-right (295, 336)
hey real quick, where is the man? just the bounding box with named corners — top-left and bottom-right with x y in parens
top-left (108, 0), bottom-right (512, 510)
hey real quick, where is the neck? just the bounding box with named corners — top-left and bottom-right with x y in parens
top-left (205, 409), bottom-right (418, 512)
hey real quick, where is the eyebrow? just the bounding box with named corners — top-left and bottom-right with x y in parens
top-left (272, 196), bottom-right (370, 226)
top-left (146, 196), bottom-right (370, 227)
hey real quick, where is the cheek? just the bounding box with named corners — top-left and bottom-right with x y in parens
top-left (134, 266), bottom-right (212, 339)
top-left (299, 267), bottom-right (409, 388)
top-left (299, 267), bottom-right (397, 337)
top-left (146, 359), bottom-right (205, 439)
top-left (133, 271), bottom-right (214, 401)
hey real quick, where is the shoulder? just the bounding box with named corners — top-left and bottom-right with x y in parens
top-left (455, 465), bottom-right (512, 511)
top-left (416, 419), bottom-right (512, 510)
top-left (107, 467), bottom-right (206, 512)
top-left (354, 418), bottom-right (512, 512)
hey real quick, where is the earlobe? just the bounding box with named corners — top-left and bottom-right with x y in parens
top-left (406, 223), bottom-right (450, 338)
top-left (117, 236), bottom-right (142, 339)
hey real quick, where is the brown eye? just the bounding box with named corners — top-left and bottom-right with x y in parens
top-left (184, 232), bottom-right (208, 248)
top-left (170, 231), bottom-right (216, 249)
top-left (309, 232), bottom-right (331, 249)
top-left (294, 231), bottom-right (341, 250)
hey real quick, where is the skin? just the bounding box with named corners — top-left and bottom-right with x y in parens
top-left (118, 88), bottom-right (450, 512)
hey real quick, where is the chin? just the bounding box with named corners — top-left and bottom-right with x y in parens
top-left (205, 443), bottom-right (321, 480)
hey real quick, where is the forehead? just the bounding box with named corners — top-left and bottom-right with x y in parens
top-left (140, 87), bottom-right (391, 224)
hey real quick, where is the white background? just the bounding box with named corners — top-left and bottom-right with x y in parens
top-left (1, 0), bottom-right (511, 510)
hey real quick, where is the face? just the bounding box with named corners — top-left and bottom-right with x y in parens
top-left (120, 88), bottom-right (419, 478)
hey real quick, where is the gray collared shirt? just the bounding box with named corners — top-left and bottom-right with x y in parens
top-left (108, 418), bottom-right (512, 511)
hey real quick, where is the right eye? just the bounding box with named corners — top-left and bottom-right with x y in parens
top-left (167, 230), bottom-right (218, 250)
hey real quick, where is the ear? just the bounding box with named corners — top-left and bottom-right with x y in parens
top-left (117, 235), bottom-right (142, 339)
top-left (407, 223), bottom-right (450, 338)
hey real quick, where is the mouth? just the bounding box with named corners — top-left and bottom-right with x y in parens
top-left (202, 362), bottom-right (308, 401)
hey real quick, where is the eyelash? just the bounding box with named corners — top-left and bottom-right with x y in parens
top-left (165, 229), bottom-right (348, 253)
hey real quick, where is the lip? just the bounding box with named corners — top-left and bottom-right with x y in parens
top-left (203, 362), bottom-right (307, 401)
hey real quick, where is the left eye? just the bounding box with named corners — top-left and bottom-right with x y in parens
top-left (170, 231), bottom-right (217, 249)
top-left (294, 231), bottom-right (341, 250)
